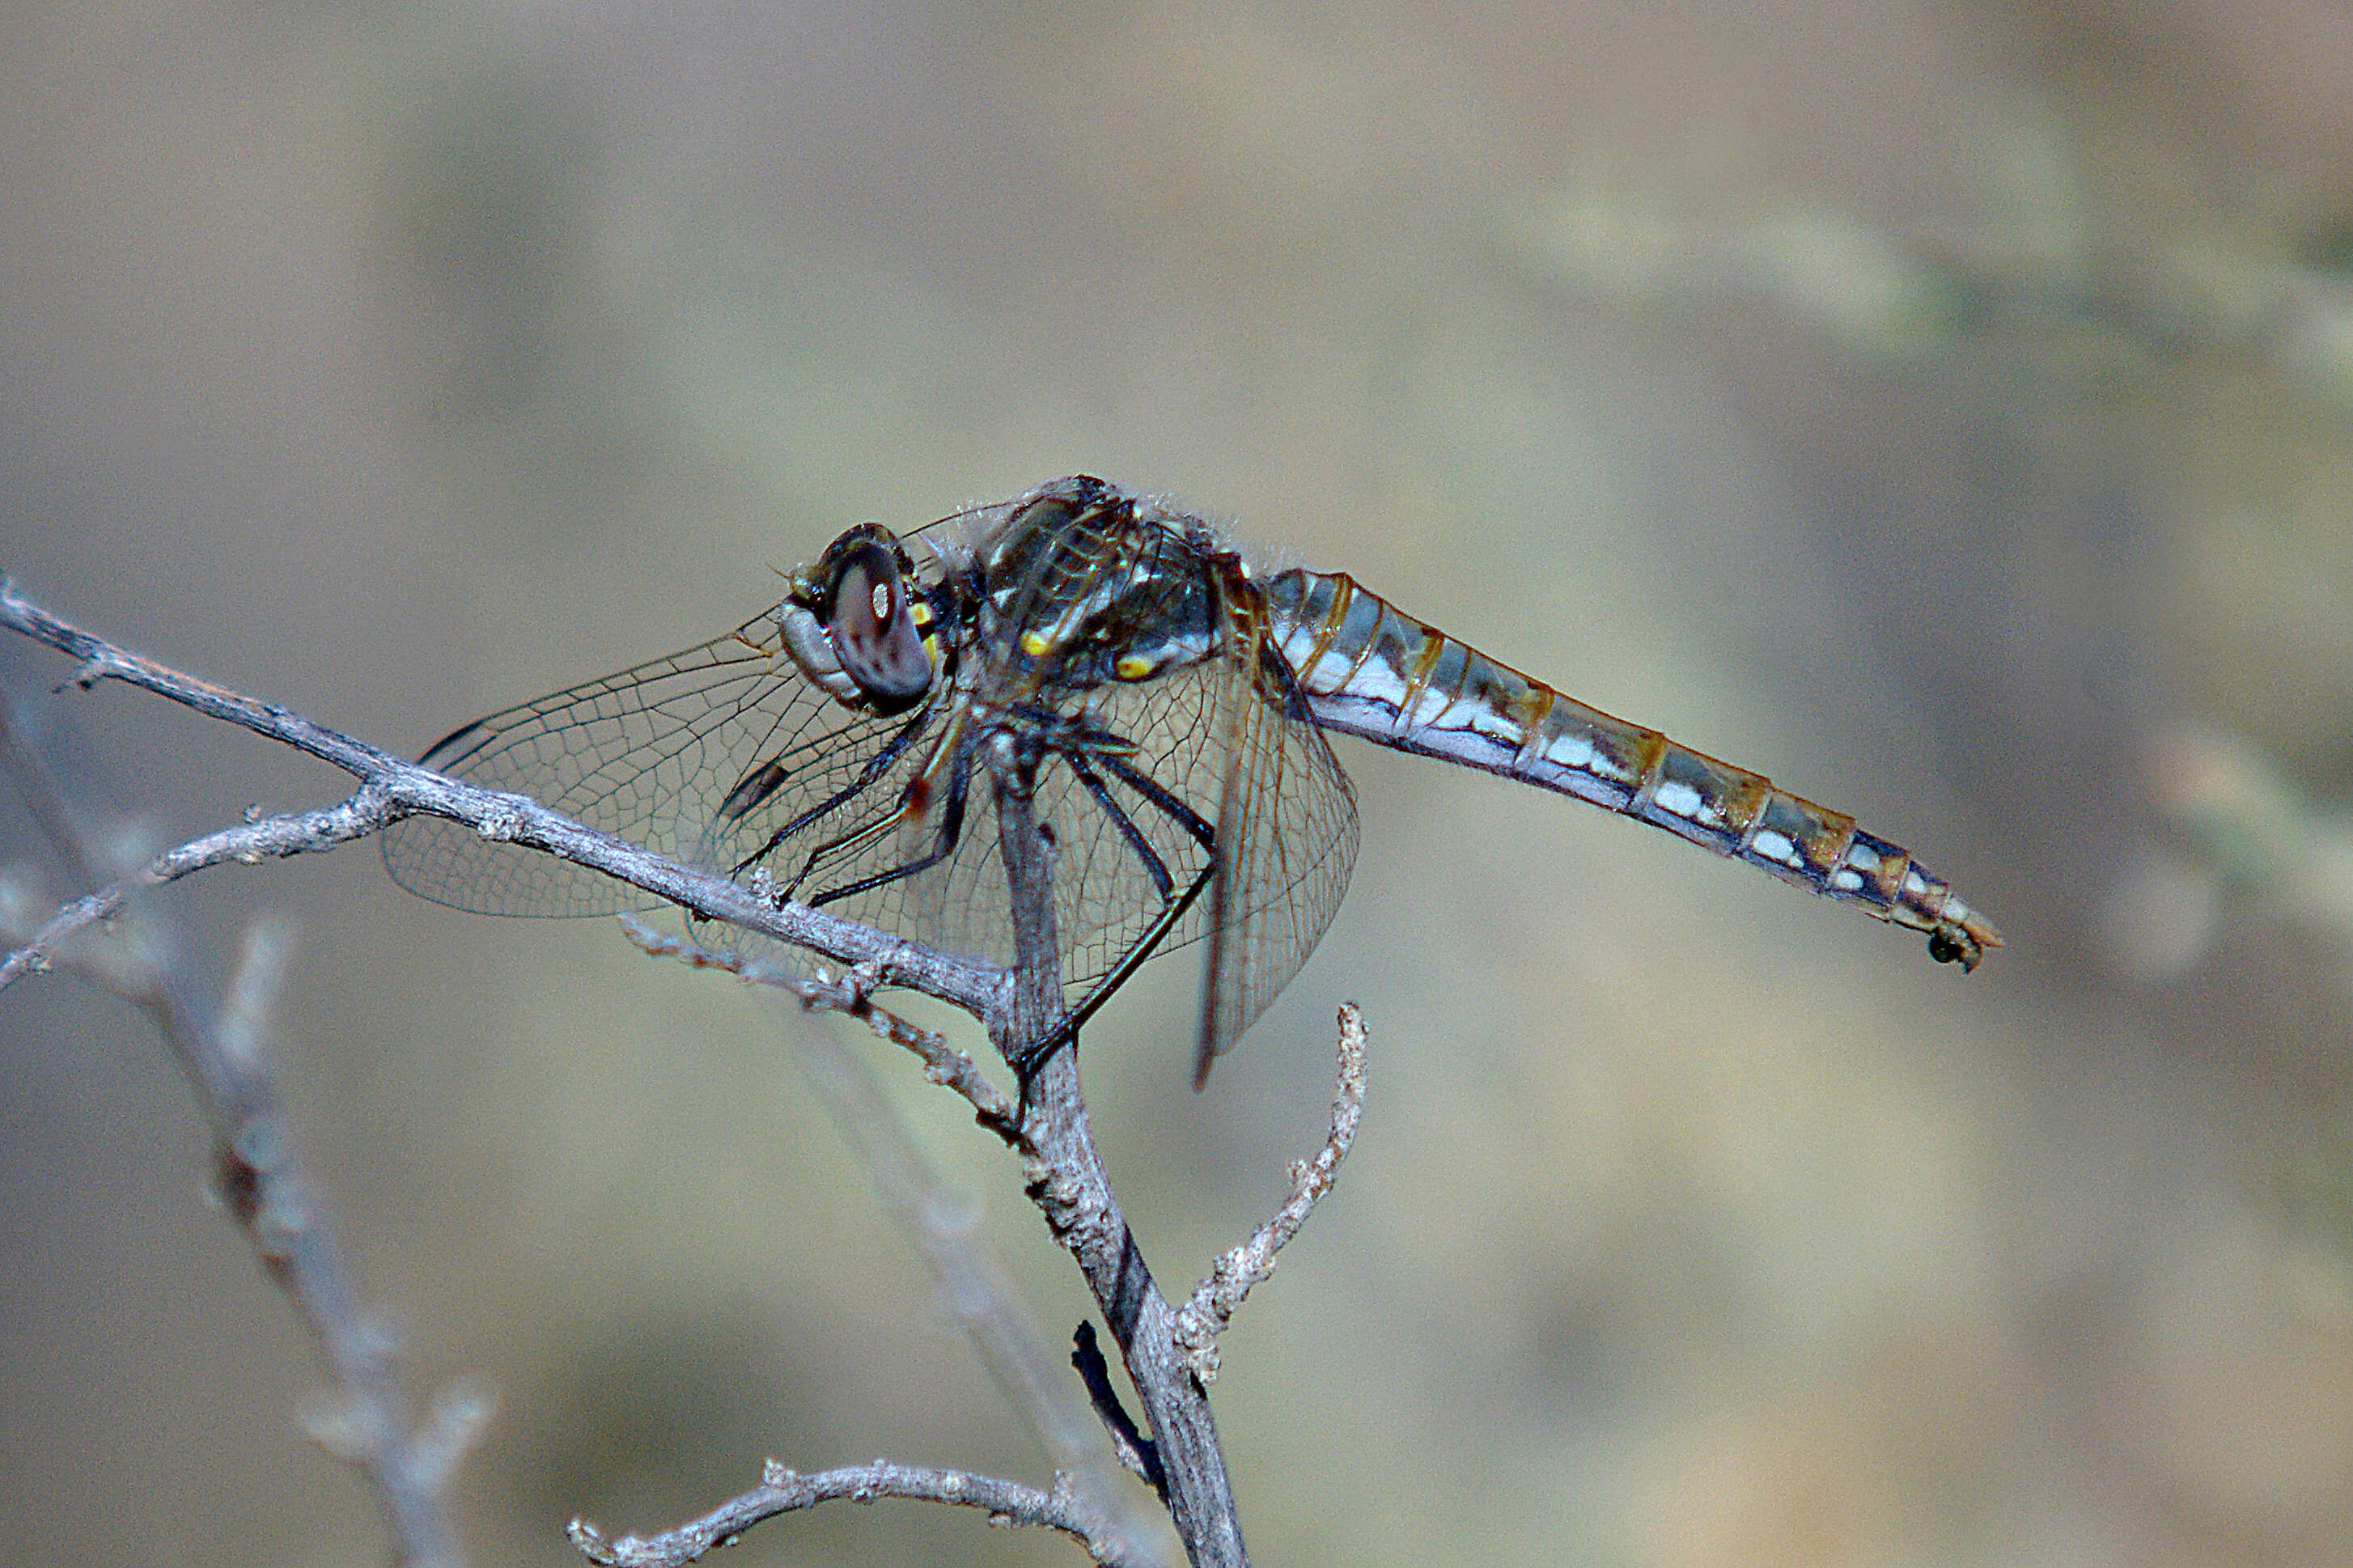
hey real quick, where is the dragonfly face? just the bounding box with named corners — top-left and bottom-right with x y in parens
top-left (778, 522), bottom-right (941, 715)
top-left (385, 475), bottom-right (1996, 1083)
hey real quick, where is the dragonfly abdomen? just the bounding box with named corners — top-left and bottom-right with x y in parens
top-left (1261, 566), bottom-right (2002, 969)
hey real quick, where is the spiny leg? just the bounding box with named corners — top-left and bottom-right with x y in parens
top-left (1089, 749), bottom-right (1217, 852)
top-left (807, 735), bottom-right (977, 907)
top-left (722, 703), bottom-right (935, 877)
top-left (1007, 744), bottom-right (1222, 1079)
top-left (1066, 753), bottom-right (1176, 901)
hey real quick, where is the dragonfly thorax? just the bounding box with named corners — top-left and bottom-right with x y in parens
top-left (975, 478), bottom-right (1223, 694)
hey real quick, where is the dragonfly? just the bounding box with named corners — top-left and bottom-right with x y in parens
top-left (384, 475), bottom-right (2001, 1084)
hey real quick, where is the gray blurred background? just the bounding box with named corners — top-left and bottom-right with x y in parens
top-left (7, 2), bottom-right (2353, 1563)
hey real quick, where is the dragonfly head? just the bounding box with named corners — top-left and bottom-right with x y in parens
top-left (783, 523), bottom-right (940, 714)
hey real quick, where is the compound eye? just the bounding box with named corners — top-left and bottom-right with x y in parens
top-left (825, 540), bottom-right (932, 713)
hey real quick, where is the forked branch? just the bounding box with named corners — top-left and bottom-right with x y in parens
top-left (0, 582), bottom-right (1367, 1568)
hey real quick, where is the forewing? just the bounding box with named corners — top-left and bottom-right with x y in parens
top-left (1195, 632), bottom-right (1360, 1084)
top-left (381, 614), bottom-right (906, 917)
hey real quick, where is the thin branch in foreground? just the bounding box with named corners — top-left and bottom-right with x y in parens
top-left (567, 1459), bottom-right (1146, 1568)
top-left (0, 786), bottom-right (395, 992)
top-left (1, 583), bottom-right (1259, 1566)
top-left (616, 914), bottom-right (1024, 1140)
top-left (0, 697), bottom-right (477, 1568)
top-left (1173, 1003), bottom-right (1367, 1384)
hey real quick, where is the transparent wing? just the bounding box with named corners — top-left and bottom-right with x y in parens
top-left (1019, 650), bottom-right (1354, 1057)
top-left (381, 614), bottom-right (912, 918)
top-left (1196, 622), bottom-right (1361, 1083)
top-left (384, 600), bottom-right (1359, 1065)
top-left (716, 658), bottom-right (1229, 1001)
top-left (715, 642), bottom-right (1355, 1060)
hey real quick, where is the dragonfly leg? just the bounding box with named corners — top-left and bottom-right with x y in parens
top-left (805, 738), bottom-right (977, 906)
top-left (1005, 741), bottom-right (1227, 1083)
top-left (1089, 749), bottom-right (1217, 851)
top-left (1008, 862), bottom-right (1216, 1082)
top-left (723, 703), bottom-right (935, 877)
top-left (1066, 754), bottom-right (1176, 901)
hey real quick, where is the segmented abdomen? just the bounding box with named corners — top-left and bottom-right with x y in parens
top-left (1258, 566), bottom-right (2002, 969)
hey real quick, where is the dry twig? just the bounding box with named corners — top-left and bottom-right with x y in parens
top-left (617, 914), bottom-right (1022, 1139)
top-left (1174, 1003), bottom-right (1367, 1383)
top-left (568, 1458), bottom-right (1143, 1567)
top-left (0, 580), bottom-right (1360, 1568)
top-left (0, 698), bottom-right (478, 1568)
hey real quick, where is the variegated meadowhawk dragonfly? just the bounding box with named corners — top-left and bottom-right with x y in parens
top-left (384, 476), bottom-right (2000, 1082)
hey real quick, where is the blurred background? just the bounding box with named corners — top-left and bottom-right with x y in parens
top-left (6, 1), bottom-right (2353, 1563)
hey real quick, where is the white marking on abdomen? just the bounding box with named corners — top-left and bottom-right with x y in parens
top-left (1652, 780), bottom-right (1702, 818)
top-left (1546, 731), bottom-right (1596, 771)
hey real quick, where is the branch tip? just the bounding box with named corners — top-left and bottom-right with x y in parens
top-left (569, 1459), bottom-right (1138, 1567)
top-left (415, 1375), bottom-right (497, 1481)
top-left (1174, 1002), bottom-right (1369, 1381)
